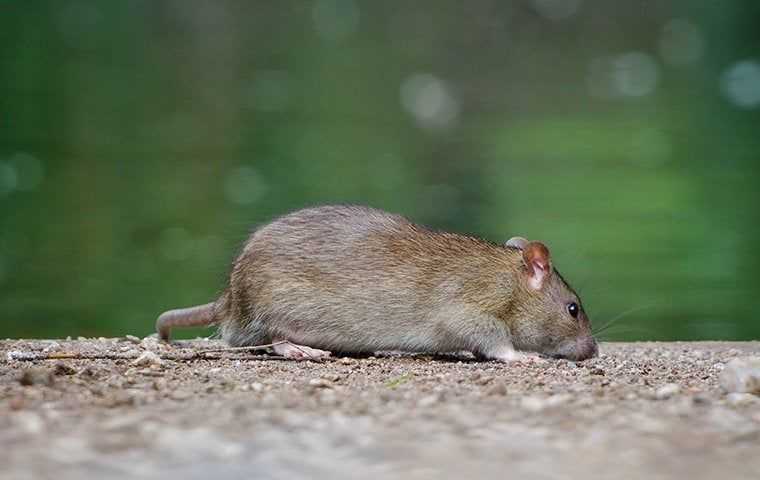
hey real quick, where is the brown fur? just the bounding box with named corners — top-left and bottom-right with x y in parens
top-left (157, 205), bottom-right (597, 361)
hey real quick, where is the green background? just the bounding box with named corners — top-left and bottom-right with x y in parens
top-left (2, 1), bottom-right (759, 340)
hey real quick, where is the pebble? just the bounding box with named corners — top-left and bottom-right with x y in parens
top-left (6, 350), bottom-right (26, 361)
top-left (8, 394), bottom-right (26, 410)
top-left (417, 394), bottom-right (440, 408)
top-left (18, 368), bottom-right (54, 386)
top-left (719, 357), bottom-right (760, 394)
top-left (521, 394), bottom-right (571, 412)
top-left (132, 350), bottom-right (163, 367)
top-left (41, 341), bottom-right (61, 352)
top-left (655, 383), bottom-right (681, 400)
top-left (53, 362), bottom-right (77, 376)
top-left (79, 366), bottom-right (100, 378)
top-left (153, 427), bottom-right (243, 461)
top-left (725, 393), bottom-right (758, 407)
top-left (171, 391), bottom-right (192, 401)
top-left (124, 335), bottom-right (141, 344)
top-left (13, 412), bottom-right (45, 435)
top-left (104, 391), bottom-right (135, 408)
top-left (140, 336), bottom-right (161, 351)
top-left (308, 378), bottom-right (332, 388)
top-left (486, 382), bottom-right (508, 396)
top-left (474, 375), bottom-right (494, 386)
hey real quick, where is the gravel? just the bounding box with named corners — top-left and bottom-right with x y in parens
top-left (1, 338), bottom-right (759, 480)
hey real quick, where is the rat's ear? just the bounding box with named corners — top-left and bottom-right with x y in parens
top-left (505, 236), bottom-right (529, 249)
top-left (522, 241), bottom-right (552, 290)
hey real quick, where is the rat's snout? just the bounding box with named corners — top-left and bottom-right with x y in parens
top-left (574, 335), bottom-right (598, 361)
top-left (550, 335), bottom-right (598, 361)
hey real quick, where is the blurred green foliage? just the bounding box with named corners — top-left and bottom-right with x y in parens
top-left (1, 1), bottom-right (759, 340)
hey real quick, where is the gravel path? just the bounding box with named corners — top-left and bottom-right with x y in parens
top-left (1, 338), bottom-right (759, 480)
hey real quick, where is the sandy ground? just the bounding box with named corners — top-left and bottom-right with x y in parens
top-left (1, 338), bottom-right (759, 480)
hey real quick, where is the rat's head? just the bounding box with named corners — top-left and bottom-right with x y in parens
top-left (505, 237), bottom-right (597, 361)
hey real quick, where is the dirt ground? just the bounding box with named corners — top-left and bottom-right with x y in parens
top-left (1, 338), bottom-right (759, 480)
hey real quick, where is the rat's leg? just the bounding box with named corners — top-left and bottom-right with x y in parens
top-left (272, 339), bottom-right (332, 360)
top-left (464, 315), bottom-right (545, 363)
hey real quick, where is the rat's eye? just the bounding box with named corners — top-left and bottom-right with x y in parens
top-left (567, 302), bottom-right (579, 319)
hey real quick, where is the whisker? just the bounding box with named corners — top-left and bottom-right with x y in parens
top-left (592, 304), bottom-right (656, 335)
top-left (596, 325), bottom-right (657, 340)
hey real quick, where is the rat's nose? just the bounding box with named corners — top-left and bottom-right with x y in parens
top-left (575, 336), bottom-right (598, 361)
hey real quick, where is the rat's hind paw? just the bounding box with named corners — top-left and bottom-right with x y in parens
top-left (273, 340), bottom-right (332, 361)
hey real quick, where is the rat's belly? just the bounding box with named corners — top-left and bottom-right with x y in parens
top-left (265, 291), bottom-right (493, 353)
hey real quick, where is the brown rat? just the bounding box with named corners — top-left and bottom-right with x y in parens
top-left (156, 205), bottom-right (597, 361)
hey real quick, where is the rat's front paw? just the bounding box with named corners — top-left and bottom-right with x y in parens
top-left (498, 353), bottom-right (546, 364)
top-left (485, 346), bottom-right (546, 364)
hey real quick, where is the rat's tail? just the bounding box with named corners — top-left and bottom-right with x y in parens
top-left (156, 302), bottom-right (217, 342)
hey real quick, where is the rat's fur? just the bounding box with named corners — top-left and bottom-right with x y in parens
top-left (157, 205), bottom-right (597, 361)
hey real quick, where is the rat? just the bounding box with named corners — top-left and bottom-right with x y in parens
top-left (156, 205), bottom-right (597, 362)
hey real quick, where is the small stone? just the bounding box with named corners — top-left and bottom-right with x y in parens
top-left (7, 351), bottom-right (36, 361)
top-left (18, 368), bottom-right (53, 386)
top-left (250, 382), bottom-right (264, 392)
top-left (8, 395), bottom-right (26, 410)
top-left (417, 395), bottom-right (439, 407)
top-left (171, 390), bottom-right (192, 401)
top-left (521, 396), bottom-right (547, 412)
top-left (41, 341), bottom-right (61, 352)
top-left (486, 382), bottom-right (508, 396)
top-left (521, 394), bottom-right (570, 412)
top-left (124, 335), bottom-right (141, 344)
top-left (53, 362), bottom-right (77, 376)
top-left (103, 391), bottom-right (136, 408)
top-left (79, 366), bottom-right (100, 378)
top-left (132, 350), bottom-right (163, 367)
top-left (14, 412), bottom-right (45, 434)
top-left (140, 336), bottom-right (161, 351)
top-left (339, 357), bottom-right (353, 365)
top-left (726, 393), bottom-right (758, 407)
top-left (655, 383), bottom-right (681, 400)
top-left (589, 368), bottom-right (606, 376)
top-left (719, 357), bottom-right (760, 395)
top-left (308, 378), bottom-right (332, 388)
